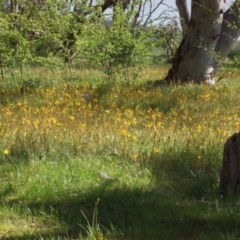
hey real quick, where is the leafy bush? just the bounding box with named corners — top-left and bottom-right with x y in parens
top-left (78, 5), bottom-right (154, 82)
top-left (0, 1), bottom-right (79, 80)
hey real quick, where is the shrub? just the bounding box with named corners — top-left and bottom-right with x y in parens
top-left (78, 5), bottom-right (154, 82)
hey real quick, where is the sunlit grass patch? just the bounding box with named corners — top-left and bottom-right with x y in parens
top-left (1, 65), bottom-right (240, 238)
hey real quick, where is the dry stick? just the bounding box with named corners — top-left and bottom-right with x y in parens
top-left (143, 0), bottom-right (164, 27)
top-left (0, 55), bottom-right (4, 81)
top-left (216, 76), bottom-right (228, 83)
top-left (7, 67), bottom-right (15, 79)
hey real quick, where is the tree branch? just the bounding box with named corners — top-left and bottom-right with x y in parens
top-left (131, 0), bottom-right (143, 27)
top-left (215, 0), bottom-right (240, 57)
top-left (175, 0), bottom-right (190, 35)
top-left (143, 0), bottom-right (164, 27)
top-left (101, 0), bottom-right (115, 13)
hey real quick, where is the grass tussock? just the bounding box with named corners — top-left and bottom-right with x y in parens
top-left (0, 65), bottom-right (240, 239)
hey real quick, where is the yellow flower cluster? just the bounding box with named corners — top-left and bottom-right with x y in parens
top-left (0, 66), bottom-right (239, 163)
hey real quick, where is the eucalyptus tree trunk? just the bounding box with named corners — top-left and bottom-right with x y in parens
top-left (214, 0), bottom-right (240, 72)
top-left (165, 0), bottom-right (240, 84)
top-left (165, 0), bottom-right (225, 84)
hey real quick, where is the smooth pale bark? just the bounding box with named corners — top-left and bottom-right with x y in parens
top-left (165, 0), bottom-right (225, 84)
top-left (176, 0), bottom-right (190, 35)
top-left (214, 0), bottom-right (240, 71)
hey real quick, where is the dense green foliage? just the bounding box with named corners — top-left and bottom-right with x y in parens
top-left (0, 0), bottom-right (155, 81)
top-left (0, 0), bottom-right (182, 82)
top-left (78, 5), bottom-right (153, 81)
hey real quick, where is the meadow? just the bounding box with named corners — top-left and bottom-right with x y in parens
top-left (1, 64), bottom-right (240, 239)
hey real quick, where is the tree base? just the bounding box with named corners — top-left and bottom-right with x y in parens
top-left (219, 132), bottom-right (240, 193)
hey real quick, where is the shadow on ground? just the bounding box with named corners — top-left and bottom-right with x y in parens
top-left (3, 148), bottom-right (240, 240)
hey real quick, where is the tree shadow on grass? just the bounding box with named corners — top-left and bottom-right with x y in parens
top-left (4, 148), bottom-right (240, 240)
top-left (6, 185), bottom-right (240, 239)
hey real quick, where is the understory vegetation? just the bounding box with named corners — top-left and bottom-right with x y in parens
top-left (1, 64), bottom-right (240, 239)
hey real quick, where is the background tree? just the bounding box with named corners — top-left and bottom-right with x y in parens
top-left (0, 0), bottom-right (167, 81)
top-left (154, 18), bottom-right (180, 60)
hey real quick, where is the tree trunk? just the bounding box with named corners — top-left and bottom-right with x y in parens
top-left (165, 0), bottom-right (225, 84)
top-left (214, 0), bottom-right (240, 72)
top-left (219, 132), bottom-right (240, 194)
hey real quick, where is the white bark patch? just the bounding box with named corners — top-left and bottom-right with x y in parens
top-left (204, 66), bottom-right (215, 85)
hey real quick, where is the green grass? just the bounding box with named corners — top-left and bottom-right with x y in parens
top-left (1, 65), bottom-right (240, 239)
top-left (1, 153), bottom-right (240, 239)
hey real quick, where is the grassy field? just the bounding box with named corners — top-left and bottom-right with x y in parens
top-left (1, 65), bottom-right (240, 239)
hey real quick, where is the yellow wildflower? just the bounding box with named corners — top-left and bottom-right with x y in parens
top-left (3, 149), bottom-right (9, 155)
top-left (153, 148), bottom-right (159, 153)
